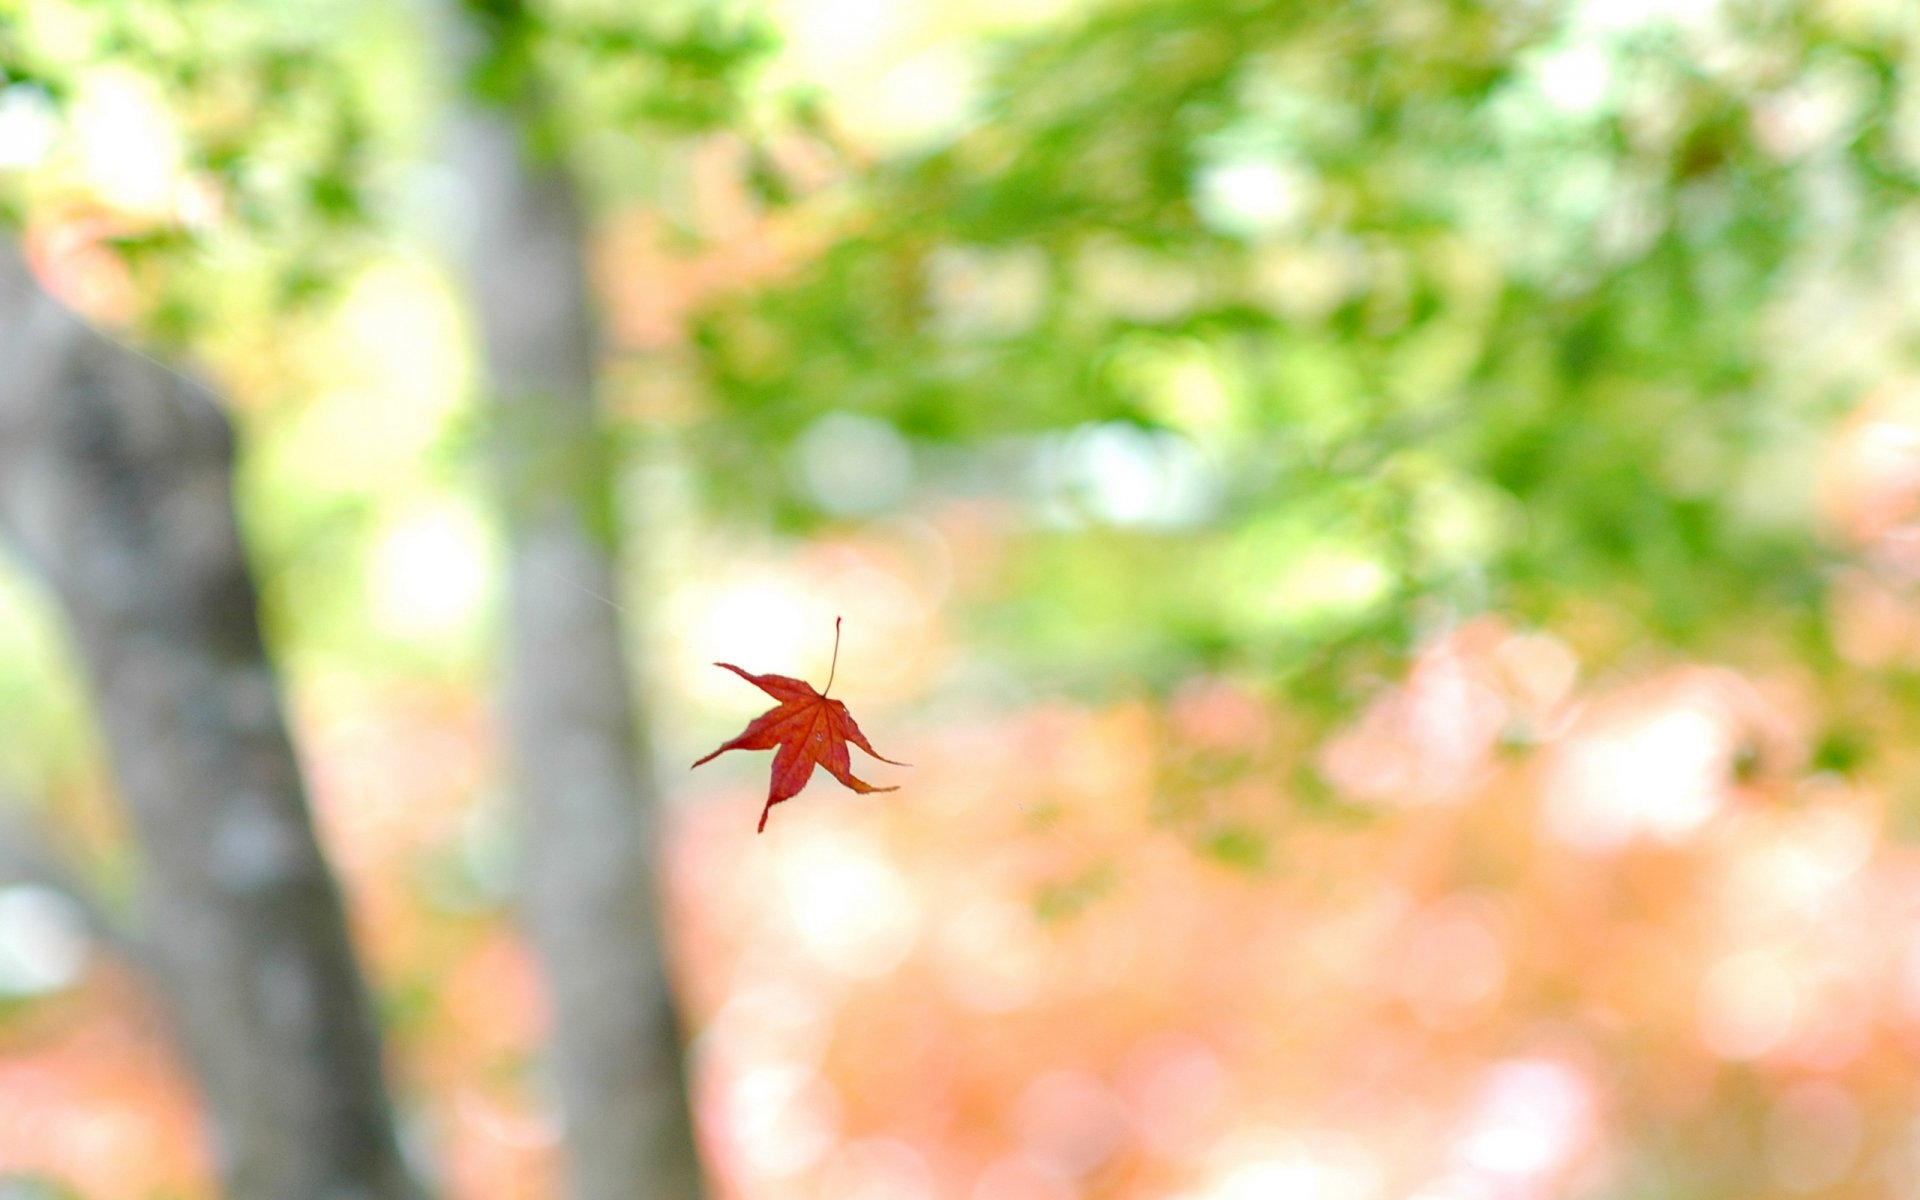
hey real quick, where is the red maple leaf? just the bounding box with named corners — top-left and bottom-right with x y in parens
top-left (692, 617), bottom-right (907, 832)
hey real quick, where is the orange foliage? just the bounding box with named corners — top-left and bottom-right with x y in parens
top-left (16, 404), bottom-right (1920, 1200)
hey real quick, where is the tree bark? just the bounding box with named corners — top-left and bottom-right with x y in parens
top-left (446, 33), bottom-right (705, 1200)
top-left (0, 242), bottom-right (422, 1200)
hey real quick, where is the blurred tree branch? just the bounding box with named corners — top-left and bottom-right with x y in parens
top-left (0, 241), bottom-right (423, 1200)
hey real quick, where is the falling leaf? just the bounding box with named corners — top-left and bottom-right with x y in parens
top-left (692, 617), bottom-right (907, 832)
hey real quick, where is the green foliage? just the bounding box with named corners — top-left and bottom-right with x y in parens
top-left (689, 0), bottom-right (1920, 690)
top-left (0, 0), bottom-right (774, 342)
top-left (0, 0), bottom-right (405, 340)
top-left (5, 0), bottom-right (1917, 707)
top-left (461, 0), bottom-right (773, 134)
top-left (1202, 825), bottom-right (1268, 872)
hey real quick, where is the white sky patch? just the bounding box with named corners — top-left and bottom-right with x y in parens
top-left (367, 502), bottom-right (493, 640)
top-left (1571, 0), bottom-right (1724, 35)
top-left (1531, 44), bottom-right (1614, 116)
top-left (692, 580), bottom-right (812, 703)
top-left (0, 884), bottom-right (91, 996)
top-left (0, 85), bottom-right (59, 171)
top-left (763, 0), bottom-right (1054, 150)
top-left (70, 69), bottom-right (180, 214)
top-left (1194, 159), bottom-right (1311, 239)
top-left (870, 42), bottom-right (981, 148)
top-left (777, 0), bottom-right (910, 75)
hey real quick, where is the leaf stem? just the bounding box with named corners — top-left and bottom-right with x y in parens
top-left (823, 616), bottom-right (842, 697)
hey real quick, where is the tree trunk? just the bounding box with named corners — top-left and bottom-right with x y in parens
top-left (0, 242), bottom-right (422, 1200)
top-left (446, 35), bottom-right (706, 1200)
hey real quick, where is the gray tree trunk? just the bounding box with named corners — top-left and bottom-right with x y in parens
top-left (446, 39), bottom-right (706, 1200)
top-left (0, 242), bottom-right (421, 1200)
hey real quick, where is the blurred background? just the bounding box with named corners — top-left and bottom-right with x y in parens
top-left (3, 0), bottom-right (1920, 1196)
